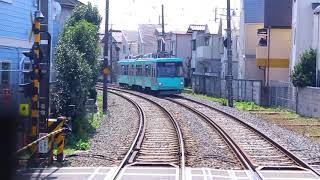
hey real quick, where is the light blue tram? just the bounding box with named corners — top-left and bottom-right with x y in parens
top-left (117, 58), bottom-right (184, 95)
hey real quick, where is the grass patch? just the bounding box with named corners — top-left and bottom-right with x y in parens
top-left (63, 91), bottom-right (105, 155)
top-left (183, 88), bottom-right (289, 112)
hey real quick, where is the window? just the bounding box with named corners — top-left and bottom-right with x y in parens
top-left (123, 45), bottom-right (126, 54)
top-left (23, 61), bottom-right (32, 84)
top-left (136, 65), bottom-right (143, 76)
top-left (204, 37), bottom-right (210, 46)
top-left (157, 62), bottom-right (183, 77)
top-left (145, 65), bottom-right (151, 76)
top-left (0, 61), bottom-right (10, 85)
top-left (192, 40), bottom-right (196, 50)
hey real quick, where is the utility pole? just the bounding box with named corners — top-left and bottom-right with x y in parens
top-left (161, 4), bottom-right (165, 53)
top-left (110, 29), bottom-right (113, 83)
top-left (226, 0), bottom-right (234, 107)
top-left (103, 0), bottom-right (109, 113)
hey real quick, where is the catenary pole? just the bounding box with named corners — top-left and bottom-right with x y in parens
top-left (162, 4), bottom-right (165, 53)
top-left (226, 0), bottom-right (234, 107)
top-left (103, 0), bottom-right (109, 113)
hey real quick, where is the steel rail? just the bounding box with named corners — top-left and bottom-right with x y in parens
top-left (96, 87), bottom-right (145, 180)
top-left (107, 87), bottom-right (186, 180)
top-left (166, 97), bottom-right (261, 180)
top-left (176, 95), bottom-right (320, 177)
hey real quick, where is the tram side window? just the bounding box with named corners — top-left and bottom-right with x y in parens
top-left (136, 65), bottom-right (142, 76)
top-left (145, 65), bottom-right (151, 76)
top-left (151, 67), bottom-right (155, 77)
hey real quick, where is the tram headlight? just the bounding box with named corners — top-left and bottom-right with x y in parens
top-left (158, 82), bottom-right (163, 86)
top-left (180, 81), bottom-right (184, 85)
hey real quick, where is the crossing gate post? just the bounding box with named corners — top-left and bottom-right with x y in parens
top-left (48, 117), bottom-right (66, 163)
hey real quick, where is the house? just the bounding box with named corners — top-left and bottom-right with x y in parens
top-left (138, 24), bottom-right (161, 55)
top-left (0, 0), bottom-right (79, 103)
top-left (238, 0), bottom-right (265, 80)
top-left (188, 24), bottom-right (223, 77)
top-left (122, 30), bottom-right (139, 59)
top-left (0, 0), bottom-right (38, 103)
top-left (291, 0), bottom-right (320, 86)
top-left (256, 0), bottom-right (292, 85)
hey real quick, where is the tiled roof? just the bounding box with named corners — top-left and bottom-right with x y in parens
top-left (112, 31), bottom-right (123, 43)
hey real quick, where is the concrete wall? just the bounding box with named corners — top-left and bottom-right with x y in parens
top-left (297, 86), bottom-right (320, 117)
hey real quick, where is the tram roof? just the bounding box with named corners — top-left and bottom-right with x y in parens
top-left (118, 58), bottom-right (183, 64)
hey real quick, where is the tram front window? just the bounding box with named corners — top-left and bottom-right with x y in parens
top-left (157, 62), bottom-right (183, 77)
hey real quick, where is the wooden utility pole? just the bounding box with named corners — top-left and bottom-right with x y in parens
top-left (226, 0), bottom-right (234, 107)
top-left (103, 0), bottom-right (109, 113)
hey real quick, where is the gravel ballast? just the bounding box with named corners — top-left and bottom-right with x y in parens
top-left (181, 94), bottom-right (320, 172)
top-left (117, 90), bottom-right (242, 169)
top-left (65, 93), bottom-right (139, 167)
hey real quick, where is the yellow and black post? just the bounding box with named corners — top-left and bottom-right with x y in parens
top-left (47, 117), bottom-right (66, 163)
top-left (27, 11), bottom-right (42, 162)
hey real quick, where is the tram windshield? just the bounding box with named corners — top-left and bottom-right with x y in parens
top-left (157, 62), bottom-right (183, 77)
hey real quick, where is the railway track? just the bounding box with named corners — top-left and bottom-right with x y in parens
top-left (97, 85), bottom-right (320, 179)
top-left (97, 86), bottom-right (185, 180)
top-left (167, 96), bottom-right (320, 177)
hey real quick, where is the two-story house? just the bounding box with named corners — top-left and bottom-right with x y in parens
top-left (256, 0), bottom-right (292, 85)
top-left (188, 24), bottom-right (223, 77)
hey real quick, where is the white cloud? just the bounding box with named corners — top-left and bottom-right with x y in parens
top-left (79, 0), bottom-right (240, 32)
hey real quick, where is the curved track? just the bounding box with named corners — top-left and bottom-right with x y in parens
top-left (169, 96), bottom-right (320, 177)
top-left (99, 87), bottom-right (185, 180)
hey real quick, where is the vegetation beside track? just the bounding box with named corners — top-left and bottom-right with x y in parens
top-left (183, 89), bottom-right (320, 143)
top-left (63, 91), bottom-right (105, 155)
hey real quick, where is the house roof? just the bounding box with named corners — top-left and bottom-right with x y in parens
top-left (122, 30), bottom-right (138, 42)
top-left (111, 31), bottom-right (123, 43)
top-left (100, 30), bottom-right (123, 43)
top-left (56, 0), bottom-right (83, 7)
top-left (138, 24), bottom-right (161, 44)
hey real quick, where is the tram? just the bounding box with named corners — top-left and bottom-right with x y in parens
top-left (117, 57), bottom-right (184, 95)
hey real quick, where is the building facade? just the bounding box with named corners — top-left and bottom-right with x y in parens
top-left (256, 0), bottom-right (292, 85)
top-left (187, 24), bottom-right (223, 77)
top-left (291, 0), bottom-right (320, 85)
top-left (0, 0), bottom-right (38, 103)
top-left (238, 0), bottom-right (265, 80)
top-left (0, 0), bottom-right (79, 103)
top-left (138, 24), bottom-right (161, 55)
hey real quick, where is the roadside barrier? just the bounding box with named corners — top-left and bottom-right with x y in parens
top-left (16, 117), bottom-right (71, 164)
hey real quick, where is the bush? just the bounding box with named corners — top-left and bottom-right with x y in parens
top-left (291, 49), bottom-right (317, 87)
top-left (53, 43), bottom-right (92, 116)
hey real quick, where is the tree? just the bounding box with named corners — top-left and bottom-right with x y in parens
top-left (61, 20), bottom-right (100, 100)
top-left (53, 3), bottom-right (101, 116)
top-left (66, 2), bottom-right (102, 28)
top-left (291, 49), bottom-right (317, 87)
top-left (53, 42), bottom-right (92, 116)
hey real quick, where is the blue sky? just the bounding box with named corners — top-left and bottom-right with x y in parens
top-left (79, 0), bottom-right (240, 31)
